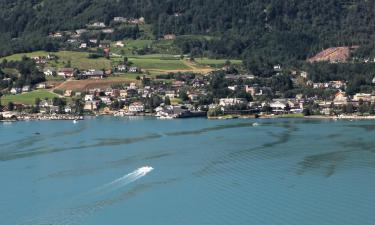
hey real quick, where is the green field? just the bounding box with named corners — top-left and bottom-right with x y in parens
top-left (112, 54), bottom-right (189, 70)
top-left (1, 90), bottom-right (58, 105)
top-left (1, 51), bottom-right (112, 70)
top-left (195, 58), bottom-right (242, 66)
top-left (130, 58), bottom-right (189, 70)
top-left (2, 50), bottom-right (242, 75)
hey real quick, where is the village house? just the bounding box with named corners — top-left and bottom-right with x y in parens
top-left (115, 41), bottom-right (125, 48)
top-left (99, 96), bottom-right (112, 105)
top-left (89, 39), bottom-right (98, 44)
top-left (228, 85), bottom-right (238, 91)
top-left (64, 90), bottom-right (73, 97)
top-left (76, 29), bottom-right (88, 35)
top-left (44, 68), bottom-right (56, 76)
top-left (353, 93), bottom-right (373, 102)
top-left (165, 90), bottom-right (176, 99)
top-left (270, 100), bottom-right (288, 113)
top-left (188, 93), bottom-right (199, 101)
top-left (101, 28), bottom-right (114, 34)
top-left (219, 98), bottom-right (247, 107)
top-left (128, 82), bottom-right (137, 90)
top-left (67, 39), bottom-right (78, 43)
top-left (333, 91), bottom-right (348, 105)
top-left (87, 22), bottom-right (106, 28)
top-left (64, 106), bottom-right (72, 114)
top-left (113, 17), bottom-right (127, 23)
top-left (36, 83), bottom-right (46, 89)
top-left (164, 34), bottom-right (176, 40)
top-left (82, 70), bottom-right (105, 79)
top-left (300, 71), bottom-right (308, 79)
top-left (329, 81), bottom-right (347, 89)
top-left (128, 67), bottom-right (139, 73)
top-left (84, 94), bottom-right (94, 101)
top-left (79, 43), bottom-right (88, 49)
top-left (105, 89), bottom-right (113, 96)
top-left (58, 68), bottom-right (76, 78)
top-left (128, 102), bottom-right (145, 113)
top-left (274, 64), bottom-right (282, 72)
top-left (84, 101), bottom-right (99, 111)
top-left (117, 65), bottom-right (127, 72)
top-left (10, 87), bottom-right (21, 95)
top-left (245, 86), bottom-right (272, 96)
top-left (119, 90), bottom-right (128, 97)
top-left (22, 86), bottom-right (31, 93)
top-left (225, 74), bottom-right (256, 80)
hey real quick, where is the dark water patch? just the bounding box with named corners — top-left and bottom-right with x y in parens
top-left (345, 124), bottom-right (375, 131)
top-left (22, 178), bottom-right (181, 225)
top-left (297, 151), bottom-right (347, 177)
top-left (195, 125), bottom-right (299, 177)
top-left (0, 124), bottom-right (88, 154)
top-left (0, 133), bottom-right (163, 161)
top-left (339, 140), bottom-right (375, 152)
top-left (262, 125), bottom-right (298, 148)
top-left (94, 133), bottom-right (162, 147)
top-left (37, 152), bottom-right (172, 181)
top-left (164, 122), bottom-right (256, 136)
top-left (327, 133), bottom-right (342, 139)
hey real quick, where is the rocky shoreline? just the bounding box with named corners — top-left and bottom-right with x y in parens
top-left (0, 114), bottom-right (84, 122)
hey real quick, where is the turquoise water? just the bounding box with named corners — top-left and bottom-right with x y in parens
top-left (1, 117), bottom-right (375, 225)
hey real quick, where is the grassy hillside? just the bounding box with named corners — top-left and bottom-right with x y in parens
top-left (1, 51), bottom-right (112, 70)
top-left (1, 90), bottom-right (58, 105)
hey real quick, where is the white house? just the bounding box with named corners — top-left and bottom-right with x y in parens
top-left (353, 93), bottom-right (372, 102)
top-left (84, 101), bottom-right (98, 111)
top-left (115, 41), bottom-right (125, 47)
top-left (128, 102), bottom-right (145, 113)
top-left (79, 43), bottom-right (88, 49)
top-left (219, 98), bottom-right (247, 107)
top-left (44, 68), bottom-right (56, 76)
top-left (22, 86), bottom-right (31, 92)
top-left (117, 65), bottom-right (127, 72)
top-left (128, 67), bottom-right (139, 73)
top-left (64, 106), bottom-right (72, 113)
top-left (10, 87), bottom-right (21, 95)
top-left (84, 94), bottom-right (94, 101)
top-left (165, 91), bottom-right (176, 98)
top-left (270, 100), bottom-right (288, 111)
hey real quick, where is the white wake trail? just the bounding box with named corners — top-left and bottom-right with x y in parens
top-left (92, 166), bottom-right (154, 194)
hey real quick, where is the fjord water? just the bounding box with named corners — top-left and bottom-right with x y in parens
top-left (1, 118), bottom-right (375, 225)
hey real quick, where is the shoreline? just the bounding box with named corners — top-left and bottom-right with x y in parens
top-left (2, 113), bottom-right (375, 122)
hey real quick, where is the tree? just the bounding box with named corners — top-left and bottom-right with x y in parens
top-left (164, 96), bottom-right (171, 105)
top-left (7, 102), bottom-right (14, 111)
top-left (346, 104), bottom-right (354, 114)
top-left (179, 90), bottom-right (189, 102)
top-left (208, 107), bottom-right (223, 117)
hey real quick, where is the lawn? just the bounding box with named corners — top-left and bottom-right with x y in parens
top-left (1, 51), bottom-right (49, 61)
top-left (1, 51), bottom-right (112, 70)
top-left (107, 73), bottom-right (142, 81)
top-left (112, 55), bottom-right (189, 70)
top-left (1, 90), bottom-right (58, 105)
top-left (195, 58), bottom-right (242, 66)
top-left (50, 51), bottom-right (111, 70)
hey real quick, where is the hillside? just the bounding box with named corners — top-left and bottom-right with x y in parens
top-left (307, 46), bottom-right (359, 63)
top-left (0, 0), bottom-right (374, 69)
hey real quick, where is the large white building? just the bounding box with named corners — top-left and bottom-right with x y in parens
top-left (219, 98), bottom-right (247, 107)
top-left (128, 102), bottom-right (145, 113)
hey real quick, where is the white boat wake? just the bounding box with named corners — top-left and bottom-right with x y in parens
top-left (91, 166), bottom-right (154, 194)
top-left (20, 166), bottom-right (154, 225)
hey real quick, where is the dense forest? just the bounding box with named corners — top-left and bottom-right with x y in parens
top-left (0, 0), bottom-right (374, 65)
